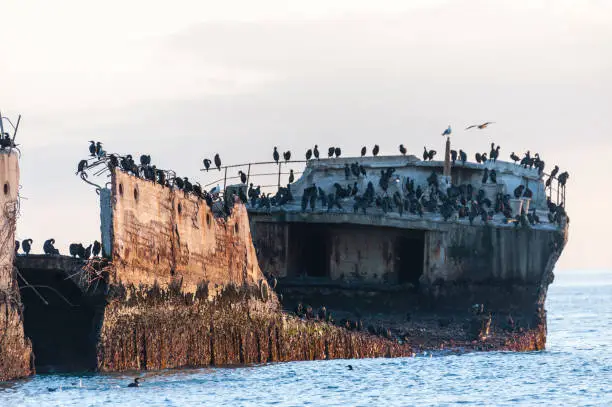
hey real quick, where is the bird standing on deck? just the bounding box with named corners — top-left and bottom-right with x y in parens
top-left (510, 152), bottom-right (520, 164)
top-left (313, 145), bottom-right (320, 160)
top-left (399, 144), bottom-right (407, 155)
top-left (22, 239), bottom-right (33, 255)
top-left (334, 147), bottom-right (341, 158)
top-left (441, 125), bottom-right (452, 136)
top-left (92, 240), bottom-right (101, 257)
top-left (328, 147), bottom-right (335, 158)
top-left (466, 122), bottom-right (494, 130)
top-left (361, 146), bottom-right (367, 157)
top-left (459, 150), bottom-right (467, 164)
top-left (305, 149), bottom-right (312, 160)
top-left (43, 239), bottom-right (60, 255)
top-left (372, 145), bottom-right (379, 156)
top-left (273, 147), bottom-right (280, 164)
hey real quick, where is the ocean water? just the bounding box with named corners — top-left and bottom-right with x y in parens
top-left (1, 271), bottom-right (610, 407)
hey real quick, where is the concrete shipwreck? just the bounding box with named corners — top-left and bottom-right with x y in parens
top-left (0, 135), bottom-right (569, 380)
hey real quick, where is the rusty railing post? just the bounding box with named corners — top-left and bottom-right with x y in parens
top-left (246, 163), bottom-right (251, 186)
top-left (277, 162), bottom-right (282, 188)
top-left (223, 166), bottom-right (228, 192)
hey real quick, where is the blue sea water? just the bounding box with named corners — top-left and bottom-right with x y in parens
top-left (1, 271), bottom-right (610, 407)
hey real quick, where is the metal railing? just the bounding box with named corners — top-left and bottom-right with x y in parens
top-left (200, 160), bottom-right (308, 192)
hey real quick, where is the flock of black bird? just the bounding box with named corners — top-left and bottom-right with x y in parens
top-left (15, 238), bottom-right (102, 259)
top-left (241, 143), bottom-right (569, 227)
top-left (73, 140), bottom-right (570, 230)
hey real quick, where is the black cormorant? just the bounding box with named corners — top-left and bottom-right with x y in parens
top-left (203, 159), bottom-right (211, 171)
top-left (88, 141), bottom-right (96, 157)
top-left (43, 239), bottom-right (59, 255)
top-left (15, 240), bottom-right (19, 254)
top-left (459, 149), bottom-right (467, 164)
top-left (510, 152), bottom-right (520, 164)
top-left (361, 146), bottom-right (367, 157)
top-left (344, 164), bottom-right (350, 180)
top-left (399, 144), bottom-right (407, 155)
top-left (313, 145), bottom-right (320, 160)
top-left (451, 150), bottom-right (457, 165)
top-left (334, 147), bottom-right (341, 158)
top-left (328, 147), bottom-right (335, 158)
top-left (84, 244), bottom-right (92, 259)
top-left (140, 155), bottom-right (151, 166)
top-left (76, 160), bottom-right (88, 175)
top-left (289, 169), bottom-right (294, 184)
top-left (239, 171), bottom-right (247, 184)
top-left (283, 151), bottom-right (291, 162)
top-left (127, 378), bottom-right (142, 388)
top-left (482, 168), bottom-right (489, 184)
top-left (22, 239), bottom-right (32, 255)
top-left (372, 145), bottom-right (379, 156)
top-left (306, 149), bottom-right (312, 160)
top-left (92, 240), bottom-right (101, 257)
top-left (214, 154), bottom-right (222, 171)
top-left (273, 147), bottom-right (280, 164)
top-left (550, 165), bottom-right (559, 179)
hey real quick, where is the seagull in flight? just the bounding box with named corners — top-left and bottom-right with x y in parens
top-left (466, 122), bottom-right (495, 130)
top-left (441, 125), bottom-right (452, 136)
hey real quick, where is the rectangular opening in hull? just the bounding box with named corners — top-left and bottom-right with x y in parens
top-left (395, 233), bottom-right (425, 286)
top-left (288, 223), bottom-right (329, 278)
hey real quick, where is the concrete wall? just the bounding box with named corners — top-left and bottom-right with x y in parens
top-left (104, 169), bottom-right (264, 294)
top-left (0, 151), bottom-right (33, 381)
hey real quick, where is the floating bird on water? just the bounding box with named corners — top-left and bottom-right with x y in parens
top-left (203, 159), bottom-right (211, 171)
top-left (441, 125), bottom-right (452, 136)
top-left (361, 146), bottom-right (367, 157)
top-left (466, 122), bottom-right (494, 130)
top-left (214, 154), bottom-right (222, 171)
top-left (128, 378), bottom-right (142, 388)
top-left (313, 145), bottom-right (320, 160)
top-left (22, 239), bottom-right (32, 255)
top-left (399, 144), bottom-right (407, 155)
top-left (372, 145), bottom-right (380, 156)
top-left (273, 147), bottom-right (280, 164)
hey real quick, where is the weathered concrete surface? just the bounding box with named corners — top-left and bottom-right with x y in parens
top-left (98, 284), bottom-right (412, 371)
top-left (106, 169), bottom-right (262, 295)
top-left (0, 151), bottom-right (33, 381)
top-left (93, 171), bottom-right (411, 372)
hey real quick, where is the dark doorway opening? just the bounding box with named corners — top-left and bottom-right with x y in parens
top-left (395, 233), bottom-right (425, 286)
top-left (289, 223), bottom-right (329, 278)
top-left (19, 268), bottom-right (104, 373)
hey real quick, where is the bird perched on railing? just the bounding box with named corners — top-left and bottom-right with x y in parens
top-left (283, 151), bottom-right (291, 162)
top-left (239, 171), bottom-right (247, 184)
top-left (273, 147), bottom-right (280, 164)
top-left (466, 122), bottom-right (494, 130)
top-left (76, 159), bottom-right (88, 175)
top-left (558, 171), bottom-right (569, 186)
top-left (327, 147), bottom-right (335, 158)
top-left (305, 149), bottom-right (312, 160)
top-left (89, 141), bottom-right (96, 157)
top-left (203, 158), bottom-right (211, 171)
top-left (550, 165), bottom-right (559, 179)
top-left (214, 154), bottom-right (222, 171)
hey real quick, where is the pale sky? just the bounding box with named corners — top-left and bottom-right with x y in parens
top-left (1, 0), bottom-right (610, 271)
